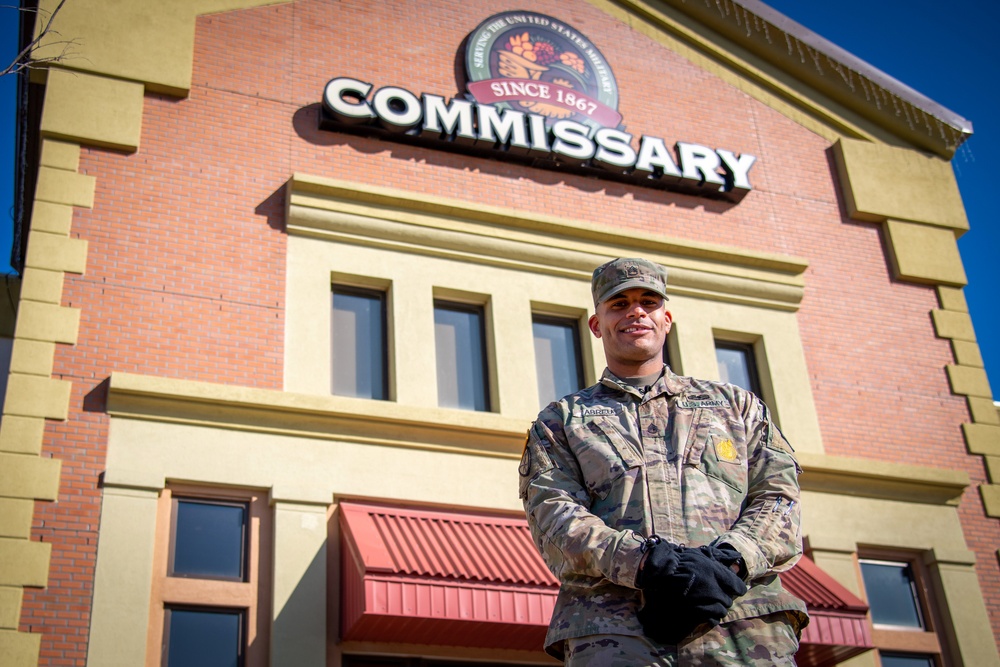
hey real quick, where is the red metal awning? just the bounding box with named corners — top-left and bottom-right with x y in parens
top-left (339, 501), bottom-right (872, 663)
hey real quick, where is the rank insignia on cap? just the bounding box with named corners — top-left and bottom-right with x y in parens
top-left (715, 439), bottom-right (739, 463)
top-left (626, 264), bottom-right (639, 277)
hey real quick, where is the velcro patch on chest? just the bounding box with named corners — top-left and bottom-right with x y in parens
top-left (582, 406), bottom-right (617, 417)
top-left (677, 398), bottom-right (727, 409)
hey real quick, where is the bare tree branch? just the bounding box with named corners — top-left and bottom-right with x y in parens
top-left (1, 0), bottom-right (82, 77)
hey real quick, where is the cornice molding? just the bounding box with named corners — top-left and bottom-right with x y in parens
top-left (797, 451), bottom-right (969, 506)
top-left (287, 173), bottom-right (808, 311)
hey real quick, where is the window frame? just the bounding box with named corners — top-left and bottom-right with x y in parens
top-left (167, 497), bottom-right (249, 582)
top-left (433, 299), bottom-right (491, 412)
top-left (713, 338), bottom-right (763, 397)
top-left (162, 604), bottom-right (247, 667)
top-left (531, 313), bottom-right (585, 408)
top-left (856, 550), bottom-right (946, 667)
top-left (146, 485), bottom-right (272, 667)
top-left (331, 283), bottom-right (390, 400)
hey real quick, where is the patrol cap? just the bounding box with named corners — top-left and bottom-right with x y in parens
top-left (591, 258), bottom-right (669, 305)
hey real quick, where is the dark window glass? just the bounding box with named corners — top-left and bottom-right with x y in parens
top-left (332, 286), bottom-right (387, 399)
top-left (860, 560), bottom-right (925, 628)
top-left (715, 341), bottom-right (761, 395)
top-left (434, 302), bottom-right (489, 411)
top-left (880, 653), bottom-right (935, 667)
top-left (533, 316), bottom-right (584, 407)
top-left (164, 607), bottom-right (244, 667)
top-left (171, 500), bottom-right (247, 580)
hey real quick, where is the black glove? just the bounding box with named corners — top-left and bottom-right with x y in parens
top-left (637, 541), bottom-right (748, 644)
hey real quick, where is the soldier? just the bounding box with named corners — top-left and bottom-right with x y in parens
top-left (519, 258), bottom-right (808, 665)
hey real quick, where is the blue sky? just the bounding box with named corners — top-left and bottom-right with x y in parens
top-left (1, 2), bottom-right (996, 399)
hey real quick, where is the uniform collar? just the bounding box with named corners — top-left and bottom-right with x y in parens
top-left (600, 365), bottom-right (686, 399)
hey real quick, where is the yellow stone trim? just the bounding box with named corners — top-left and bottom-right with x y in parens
top-left (32, 0), bottom-right (295, 95)
top-left (0, 417), bottom-right (46, 455)
top-left (952, 341), bottom-right (984, 368)
top-left (933, 309), bottom-right (977, 342)
top-left (963, 424), bottom-right (1000, 456)
top-left (985, 456), bottom-right (1000, 484)
top-left (0, 499), bottom-right (35, 539)
top-left (2, 375), bottom-right (72, 421)
top-left (885, 220), bottom-right (967, 287)
top-left (107, 372), bottom-right (528, 460)
top-left (24, 231), bottom-right (87, 275)
top-left (796, 451), bottom-right (968, 506)
top-left (0, 454), bottom-right (62, 502)
top-left (34, 166), bottom-right (95, 209)
top-left (981, 485), bottom-right (1000, 518)
top-left (39, 139), bottom-right (80, 172)
top-left (968, 397), bottom-right (1000, 425)
top-left (18, 268), bottom-right (64, 305)
top-left (831, 137), bottom-right (968, 230)
top-left (0, 629), bottom-right (41, 666)
top-left (13, 302), bottom-right (80, 345)
top-left (938, 285), bottom-right (969, 312)
top-left (28, 202), bottom-right (73, 236)
top-left (0, 587), bottom-right (24, 629)
top-left (947, 365), bottom-right (993, 399)
top-left (0, 538), bottom-right (53, 586)
top-left (288, 174), bottom-right (808, 311)
top-left (9, 340), bottom-right (56, 378)
top-left (40, 68), bottom-right (145, 153)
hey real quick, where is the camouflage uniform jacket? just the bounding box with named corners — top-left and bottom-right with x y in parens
top-left (519, 366), bottom-right (808, 656)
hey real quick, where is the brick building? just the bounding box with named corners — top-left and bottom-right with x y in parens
top-left (2, 0), bottom-right (998, 666)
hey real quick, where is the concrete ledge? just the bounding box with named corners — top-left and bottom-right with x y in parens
top-left (0, 416), bottom-right (46, 455)
top-left (24, 232), bottom-right (88, 275)
top-left (963, 423), bottom-right (1000, 456)
top-left (0, 538), bottom-right (53, 586)
top-left (0, 629), bottom-right (41, 666)
top-left (947, 365), bottom-right (992, 398)
top-left (2, 375), bottom-right (72, 421)
top-left (13, 302), bottom-right (80, 345)
top-left (106, 371), bottom-right (530, 460)
top-left (795, 451), bottom-right (968, 505)
top-left (0, 453), bottom-right (62, 501)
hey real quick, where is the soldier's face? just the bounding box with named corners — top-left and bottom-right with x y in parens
top-left (588, 288), bottom-right (672, 370)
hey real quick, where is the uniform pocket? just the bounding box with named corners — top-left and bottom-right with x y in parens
top-left (568, 417), bottom-right (643, 500)
top-left (684, 411), bottom-right (748, 494)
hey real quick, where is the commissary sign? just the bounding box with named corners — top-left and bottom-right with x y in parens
top-left (319, 11), bottom-right (757, 201)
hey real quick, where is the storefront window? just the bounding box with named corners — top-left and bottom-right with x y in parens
top-left (434, 301), bottom-right (489, 411)
top-left (332, 286), bottom-right (388, 399)
top-left (532, 315), bottom-right (583, 407)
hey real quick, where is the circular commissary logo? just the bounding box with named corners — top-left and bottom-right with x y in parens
top-left (465, 11), bottom-right (621, 132)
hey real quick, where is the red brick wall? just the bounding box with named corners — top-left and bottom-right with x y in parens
top-left (21, 0), bottom-right (998, 661)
